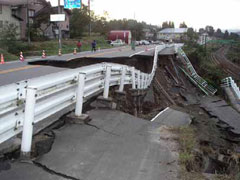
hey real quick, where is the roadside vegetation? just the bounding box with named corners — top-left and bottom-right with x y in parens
top-left (0, 24), bottom-right (111, 61)
top-left (226, 43), bottom-right (240, 66)
top-left (183, 41), bottom-right (226, 92)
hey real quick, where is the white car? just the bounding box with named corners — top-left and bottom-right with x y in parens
top-left (140, 40), bottom-right (150, 45)
top-left (110, 39), bottom-right (125, 46)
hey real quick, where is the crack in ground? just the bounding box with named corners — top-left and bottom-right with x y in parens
top-left (33, 161), bottom-right (81, 180)
top-left (84, 122), bottom-right (120, 137)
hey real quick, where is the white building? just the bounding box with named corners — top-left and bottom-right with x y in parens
top-left (157, 28), bottom-right (188, 41)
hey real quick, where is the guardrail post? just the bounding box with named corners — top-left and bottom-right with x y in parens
top-left (103, 65), bottom-right (111, 99)
top-left (75, 73), bottom-right (86, 117)
top-left (21, 87), bottom-right (37, 158)
top-left (137, 70), bottom-right (141, 89)
top-left (119, 67), bottom-right (126, 92)
top-left (131, 67), bottom-right (136, 89)
top-left (141, 73), bottom-right (144, 89)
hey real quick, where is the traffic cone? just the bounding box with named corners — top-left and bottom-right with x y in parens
top-left (58, 49), bottom-right (62, 56)
top-left (73, 48), bottom-right (77, 55)
top-left (19, 52), bottom-right (24, 62)
top-left (0, 54), bottom-right (5, 64)
top-left (42, 50), bottom-right (46, 58)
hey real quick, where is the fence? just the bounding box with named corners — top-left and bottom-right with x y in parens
top-left (221, 77), bottom-right (240, 100)
top-left (0, 44), bottom-right (167, 156)
top-left (177, 48), bottom-right (217, 95)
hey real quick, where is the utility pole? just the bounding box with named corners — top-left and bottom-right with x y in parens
top-left (88, 0), bottom-right (91, 37)
top-left (27, 0), bottom-right (31, 45)
top-left (58, 0), bottom-right (62, 49)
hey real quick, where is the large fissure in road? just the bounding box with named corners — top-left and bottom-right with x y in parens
top-left (1, 53), bottom-right (240, 179)
top-left (29, 55), bottom-right (154, 74)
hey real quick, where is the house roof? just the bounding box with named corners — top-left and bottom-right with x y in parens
top-left (0, 0), bottom-right (49, 6)
top-left (0, 0), bottom-right (28, 5)
top-left (159, 28), bottom-right (188, 34)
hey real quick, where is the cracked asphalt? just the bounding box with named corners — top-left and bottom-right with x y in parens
top-left (0, 108), bottom-right (192, 180)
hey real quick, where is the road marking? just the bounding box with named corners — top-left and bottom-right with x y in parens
top-left (0, 65), bottom-right (41, 75)
top-left (151, 107), bottom-right (169, 122)
top-left (129, 47), bottom-right (155, 58)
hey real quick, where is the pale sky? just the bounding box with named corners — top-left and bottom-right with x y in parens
top-left (49, 0), bottom-right (240, 30)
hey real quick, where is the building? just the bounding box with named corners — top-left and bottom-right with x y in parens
top-left (0, 1), bottom-right (22, 39)
top-left (108, 30), bottom-right (132, 45)
top-left (0, 0), bottom-right (70, 40)
top-left (157, 28), bottom-right (188, 41)
top-left (34, 6), bottom-right (71, 39)
top-left (143, 28), bottom-right (154, 40)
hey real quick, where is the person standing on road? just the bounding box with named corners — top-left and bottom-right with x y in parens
top-left (77, 40), bottom-right (82, 52)
top-left (91, 40), bottom-right (96, 52)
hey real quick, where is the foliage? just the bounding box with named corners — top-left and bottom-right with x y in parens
top-left (179, 22), bottom-right (188, 28)
top-left (186, 28), bottom-right (199, 41)
top-left (70, 5), bottom-right (90, 38)
top-left (227, 43), bottom-right (240, 65)
top-left (162, 21), bottom-right (175, 28)
top-left (0, 23), bottom-right (29, 54)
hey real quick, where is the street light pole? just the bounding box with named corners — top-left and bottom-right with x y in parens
top-left (58, 0), bottom-right (62, 49)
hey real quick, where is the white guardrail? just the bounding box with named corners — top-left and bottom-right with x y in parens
top-left (0, 45), bottom-right (168, 156)
top-left (221, 77), bottom-right (240, 100)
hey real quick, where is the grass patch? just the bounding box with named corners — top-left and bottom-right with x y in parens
top-left (172, 126), bottom-right (197, 170)
top-left (0, 48), bottom-right (18, 61)
top-left (24, 36), bottom-right (112, 57)
top-left (0, 35), bottom-right (113, 62)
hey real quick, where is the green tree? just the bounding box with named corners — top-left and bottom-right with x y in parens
top-left (179, 22), bottom-right (187, 28)
top-left (223, 30), bottom-right (229, 39)
top-left (186, 28), bottom-right (198, 41)
top-left (0, 23), bottom-right (28, 54)
top-left (214, 28), bottom-right (223, 38)
top-left (205, 25), bottom-right (214, 36)
top-left (70, 5), bottom-right (90, 38)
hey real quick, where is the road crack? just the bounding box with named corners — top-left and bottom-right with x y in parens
top-left (33, 161), bottom-right (81, 180)
top-left (84, 122), bottom-right (120, 137)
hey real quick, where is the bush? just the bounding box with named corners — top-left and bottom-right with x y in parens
top-left (0, 23), bottom-right (30, 55)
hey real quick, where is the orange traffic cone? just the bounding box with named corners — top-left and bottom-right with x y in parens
top-left (20, 52), bottom-right (24, 62)
top-left (0, 54), bottom-right (5, 64)
top-left (58, 49), bottom-right (62, 56)
top-left (42, 50), bottom-right (46, 58)
top-left (73, 48), bottom-right (77, 55)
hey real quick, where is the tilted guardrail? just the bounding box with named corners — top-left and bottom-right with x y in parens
top-left (0, 44), bottom-right (167, 156)
top-left (221, 77), bottom-right (240, 100)
top-left (177, 48), bottom-right (217, 95)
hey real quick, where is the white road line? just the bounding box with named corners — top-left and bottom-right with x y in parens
top-left (151, 107), bottom-right (169, 122)
top-left (129, 47), bottom-right (155, 58)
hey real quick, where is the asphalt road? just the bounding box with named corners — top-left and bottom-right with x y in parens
top-left (0, 45), bottom-right (156, 86)
top-left (0, 108), bottom-right (190, 180)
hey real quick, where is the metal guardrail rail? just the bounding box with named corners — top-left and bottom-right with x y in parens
top-left (0, 44), bottom-right (169, 156)
top-left (221, 77), bottom-right (240, 100)
top-left (177, 48), bottom-right (217, 95)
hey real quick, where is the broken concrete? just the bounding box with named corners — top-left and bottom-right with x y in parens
top-left (0, 109), bottom-right (183, 180)
top-left (200, 96), bottom-right (240, 135)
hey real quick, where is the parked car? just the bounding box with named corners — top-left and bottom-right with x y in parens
top-left (140, 40), bottom-right (150, 45)
top-left (110, 39), bottom-right (125, 46)
top-left (135, 41), bottom-right (140, 46)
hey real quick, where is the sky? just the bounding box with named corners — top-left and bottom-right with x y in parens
top-left (48, 0), bottom-right (240, 30)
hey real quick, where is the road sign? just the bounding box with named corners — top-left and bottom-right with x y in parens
top-left (64, 0), bottom-right (81, 9)
top-left (50, 14), bottom-right (66, 22)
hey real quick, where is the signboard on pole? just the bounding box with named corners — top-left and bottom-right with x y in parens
top-left (64, 0), bottom-right (81, 9)
top-left (50, 14), bottom-right (66, 22)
